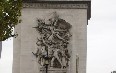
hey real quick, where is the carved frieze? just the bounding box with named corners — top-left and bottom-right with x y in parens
top-left (23, 3), bottom-right (88, 9)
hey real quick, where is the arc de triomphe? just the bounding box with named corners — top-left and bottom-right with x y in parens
top-left (13, 0), bottom-right (91, 73)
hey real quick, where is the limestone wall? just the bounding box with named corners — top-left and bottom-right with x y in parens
top-left (13, 8), bottom-right (87, 73)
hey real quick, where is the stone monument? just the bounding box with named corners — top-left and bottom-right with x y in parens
top-left (13, 0), bottom-right (91, 73)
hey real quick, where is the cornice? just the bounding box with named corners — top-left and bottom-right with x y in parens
top-left (23, 0), bottom-right (91, 3)
top-left (22, 1), bottom-right (91, 20)
top-left (23, 3), bottom-right (88, 9)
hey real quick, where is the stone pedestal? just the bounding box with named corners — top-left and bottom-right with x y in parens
top-left (40, 68), bottom-right (67, 73)
top-left (13, 1), bottom-right (91, 73)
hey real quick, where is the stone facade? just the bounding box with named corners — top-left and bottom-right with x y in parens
top-left (13, 1), bottom-right (91, 73)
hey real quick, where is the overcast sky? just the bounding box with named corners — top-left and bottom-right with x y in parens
top-left (0, 0), bottom-right (116, 73)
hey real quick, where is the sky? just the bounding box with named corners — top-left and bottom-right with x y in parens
top-left (0, 0), bottom-right (116, 73)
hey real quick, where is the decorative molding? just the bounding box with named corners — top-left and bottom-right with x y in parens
top-left (23, 3), bottom-right (88, 9)
top-left (40, 68), bottom-right (67, 72)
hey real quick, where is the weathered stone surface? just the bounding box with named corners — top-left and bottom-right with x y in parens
top-left (12, 22), bottom-right (21, 73)
top-left (13, 9), bottom-right (87, 73)
top-left (13, 1), bottom-right (90, 73)
top-left (23, 0), bottom-right (91, 20)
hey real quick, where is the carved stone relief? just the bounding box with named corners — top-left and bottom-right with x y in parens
top-left (23, 3), bottom-right (88, 9)
top-left (33, 12), bottom-right (72, 73)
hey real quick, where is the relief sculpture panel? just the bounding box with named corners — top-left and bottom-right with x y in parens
top-left (33, 12), bottom-right (72, 73)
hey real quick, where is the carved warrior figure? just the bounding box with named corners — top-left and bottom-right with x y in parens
top-left (33, 12), bottom-right (72, 69)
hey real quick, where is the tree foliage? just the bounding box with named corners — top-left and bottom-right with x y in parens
top-left (0, 0), bottom-right (22, 41)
